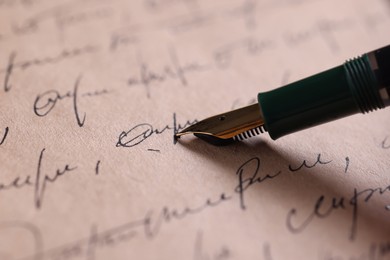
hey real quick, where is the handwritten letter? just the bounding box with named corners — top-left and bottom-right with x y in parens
top-left (0, 0), bottom-right (390, 259)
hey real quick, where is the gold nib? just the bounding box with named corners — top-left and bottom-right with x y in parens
top-left (175, 103), bottom-right (267, 145)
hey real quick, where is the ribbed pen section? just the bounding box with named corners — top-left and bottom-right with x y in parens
top-left (344, 55), bottom-right (385, 113)
top-left (233, 125), bottom-right (267, 141)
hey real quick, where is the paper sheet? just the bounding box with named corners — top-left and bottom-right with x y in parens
top-left (1, 0), bottom-right (390, 259)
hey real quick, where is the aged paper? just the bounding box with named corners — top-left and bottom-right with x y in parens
top-left (1, 0), bottom-right (390, 259)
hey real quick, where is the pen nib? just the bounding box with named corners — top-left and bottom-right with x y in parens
top-left (175, 103), bottom-right (267, 146)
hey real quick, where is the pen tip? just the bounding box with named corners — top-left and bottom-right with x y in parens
top-left (174, 103), bottom-right (266, 146)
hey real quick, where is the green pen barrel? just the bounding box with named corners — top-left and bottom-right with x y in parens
top-left (258, 45), bottom-right (390, 140)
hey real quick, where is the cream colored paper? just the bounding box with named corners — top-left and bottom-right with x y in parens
top-left (1, 0), bottom-right (390, 259)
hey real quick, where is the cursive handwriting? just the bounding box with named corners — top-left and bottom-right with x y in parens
top-left (0, 148), bottom-right (77, 209)
top-left (33, 75), bottom-right (92, 127)
top-left (161, 11), bottom-right (214, 34)
top-left (344, 157), bottom-right (350, 173)
top-left (235, 157), bottom-right (281, 210)
top-left (116, 113), bottom-right (197, 148)
top-left (21, 193), bottom-right (231, 260)
top-left (228, 0), bottom-right (258, 29)
top-left (81, 88), bottom-right (110, 98)
top-left (109, 28), bottom-right (138, 52)
top-left (286, 184), bottom-right (390, 241)
top-left (235, 154), bottom-right (331, 210)
top-left (0, 126), bottom-right (9, 145)
top-left (2, 51), bottom-right (16, 92)
top-left (0, 46), bottom-right (98, 92)
top-left (34, 148), bottom-right (77, 209)
top-left (0, 0), bottom-right (40, 9)
top-left (127, 47), bottom-right (208, 98)
top-left (288, 153), bottom-right (331, 172)
top-left (283, 18), bottom-right (354, 54)
top-left (214, 37), bottom-right (275, 69)
top-left (95, 160), bottom-right (101, 175)
top-left (381, 136), bottom-right (390, 149)
top-left (55, 7), bottom-right (113, 32)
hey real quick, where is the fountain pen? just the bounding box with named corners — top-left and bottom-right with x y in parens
top-left (175, 45), bottom-right (390, 146)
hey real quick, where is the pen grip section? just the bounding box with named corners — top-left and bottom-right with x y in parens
top-left (258, 55), bottom-right (382, 140)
